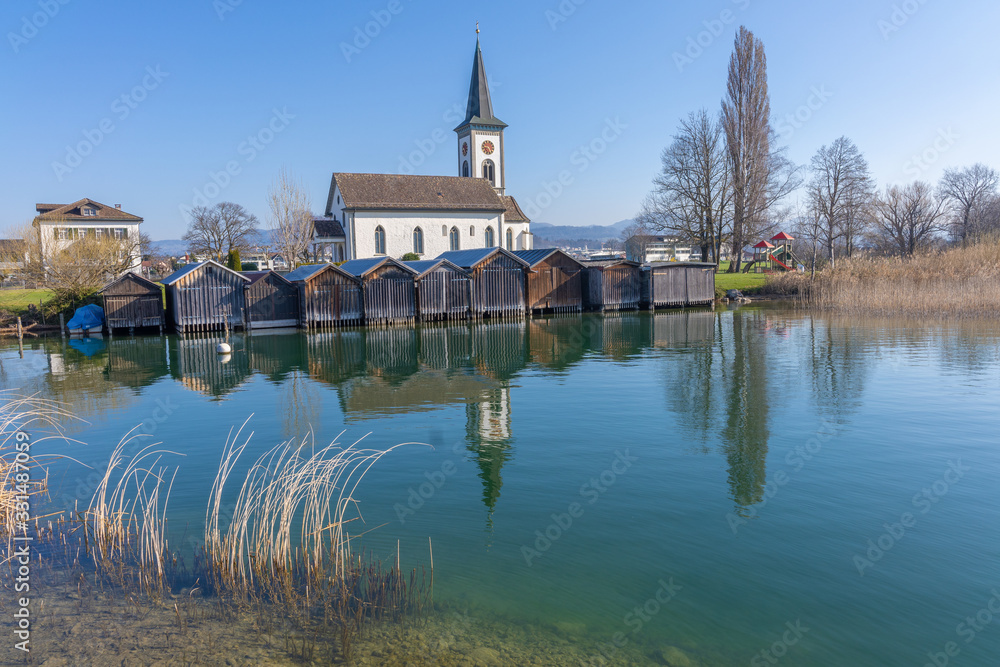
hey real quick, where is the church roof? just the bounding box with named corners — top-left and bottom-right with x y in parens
top-left (327, 173), bottom-right (507, 214)
top-left (455, 38), bottom-right (506, 131)
top-left (34, 198), bottom-right (142, 222)
top-left (502, 196), bottom-right (530, 223)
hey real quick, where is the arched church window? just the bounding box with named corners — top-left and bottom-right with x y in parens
top-left (442, 225), bottom-right (447, 236)
top-left (413, 227), bottom-right (424, 255)
top-left (463, 161), bottom-right (469, 177)
top-left (482, 159), bottom-right (496, 186)
top-left (485, 226), bottom-right (495, 247)
top-left (506, 228), bottom-right (514, 251)
top-left (470, 226), bottom-right (475, 237)
top-left (375, 226), bottom-right (386, 255)
top-left (449, 227), bottom-right (460, 251)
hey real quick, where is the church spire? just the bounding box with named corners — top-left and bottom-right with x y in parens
top-left (457, 32), bottom-right (505, 129)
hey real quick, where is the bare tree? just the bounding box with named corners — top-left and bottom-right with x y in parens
top-left (938, 163), bottom-right (999, 243)
top-left (638, 109), bottom-right (731, 264)
top-left (620, 218), bottom-right (653, 262)
top-left (721, 26), bottom-right (771, 273)
top-left (182, 202), bottom-right (258, 261)
top-left (808, 137), bottom-right (875, 266)
top-left (870, 181), bottom-right (946, 257)
top-left (268, 168), bottom-right (314, 269)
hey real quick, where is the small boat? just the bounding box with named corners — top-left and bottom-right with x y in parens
top-left (66, 304), bottom-right (106, 336)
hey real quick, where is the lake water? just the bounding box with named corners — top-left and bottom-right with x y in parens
top-left (3, 305), bottom-right (1000, 665)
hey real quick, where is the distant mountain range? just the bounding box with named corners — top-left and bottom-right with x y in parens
top-left (153, 221), bottom-right (634, 255)
top-left (531, 219), bottom-right (633, 248)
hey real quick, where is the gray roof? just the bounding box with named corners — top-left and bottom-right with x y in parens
top-left (435, 247), bottom-right (529, 269)
top-left (99, 272), bottom-right (162, 294)
top-left (402, 259), bottom-right (469, 279)
top-left (161, 260), bottom-right (250, 286)
top-left (338, 257), bottom-right (417, 278)
top-left (456, 38), bottom-right (506, 131)
top-left (581, 259), bottom-right (641, 269)
top-left (645, 262), bottom-right (718, 270)
top-left (284, 263), bottom-right (355, 283)
top-left (312, 217), bottom-right (345, 238)
top-left (327, 172), bottom-right (506, 215)
top-left (241, 270), bottom-right (293, 285)
top-left (512, 248), bottom-right (583, 269)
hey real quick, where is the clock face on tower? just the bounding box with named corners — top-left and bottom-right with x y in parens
top-left (462, 142), bottom-right (468, 156)
top-left (481, 140), bottom-right (495, 155)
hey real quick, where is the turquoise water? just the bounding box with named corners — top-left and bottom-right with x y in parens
top-left (3, 306), bottom-right (1000, 665)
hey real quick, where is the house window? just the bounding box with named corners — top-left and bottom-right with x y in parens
top-left (114, 228), bottom-right (126, 239)
top-left (413, 226), bottom-right (424, 254)
top-left (463, 161), bottom-right (469, 177)
top-left (374, 225), bottom-right (386, 254)
top-left (485, 226), bottom-right (495, 247)
top-left (506, 228), bottom-right (514, 251)
top-left (482, 159), bottom-right (496, 186)
top-left (82, 207), bottom-right (96, 216)
top-left (95, 228), bottom-right (103, 238)
top-left (449, 227), bottom-right (460, 251)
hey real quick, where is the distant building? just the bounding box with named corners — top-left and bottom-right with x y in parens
top-left (323, 35), bottom-right (532, 261)
top-left (33, 198), bottom-right (144, 273)
top-left (626, 235), bottom-right (694, 263)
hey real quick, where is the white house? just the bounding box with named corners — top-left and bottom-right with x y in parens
top-left (322, 34), bottom-right (532, 261)
top-left (33, 198), bottom-right (144, 273)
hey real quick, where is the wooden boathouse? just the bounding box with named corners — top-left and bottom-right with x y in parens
top-left (161, 260), bottom-right (249, 334)
top-left (435, 248), bottom-right (528, 319)
top-left (581, 259), bottom-right (642, 312)
top-left (100, 273), bottom-right (165, 334)
top-left (512, 248), bottom-right (584, 314)
top-left (403, 259), bottom-right (472, 322)
top-left (339, 257), bottom-right (418, 325)
top-left (285, 263), bottom-right (362, 329)
top-left (243, 270), bottom-right (300, 329)
top-left (642, 262), bottom-right (717, 309)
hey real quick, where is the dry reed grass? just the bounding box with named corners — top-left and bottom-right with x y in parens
top-left (765, 239), bottom-right (1000, 317)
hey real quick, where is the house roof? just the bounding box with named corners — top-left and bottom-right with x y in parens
top-left (512, 248), bottom-right (584, 269)
top-left (242, 270), bottom-right (292, 286)
top-left (338, 256), bottom-right (417, 278)
top-left (284, 262), bottom-right (357, 283)
top-left (34, 198), bottom-right (142, 222)
top-left (161, 260), bottom-right (250, 285)
top-left (502, 195), bottom-right (530, 223)
top-left (435, 247), bottom-right (529, 269)
top-left (312, 216), bottom-right (345, 238)
top-left (0, 239), bottom-right (27, 255)
top-left (402, 258), bottom-right (469, 279)
top-left (327, 173), bottom-right (507, 215)
top-left (99, 272), bottom-right (162, 294)
top-left (455, 37), bottom-right (506, 131)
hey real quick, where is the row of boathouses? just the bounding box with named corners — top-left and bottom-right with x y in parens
top-left (100, 248), bottom-right (716, 334)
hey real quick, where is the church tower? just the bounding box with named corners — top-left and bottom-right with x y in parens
top-left (455, 30), bottom-right (506, 194)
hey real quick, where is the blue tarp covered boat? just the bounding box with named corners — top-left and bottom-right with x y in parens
top-left (66, 304), bottom-right (105, 335)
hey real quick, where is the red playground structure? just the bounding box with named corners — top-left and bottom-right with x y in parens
top-left (744, 232), bottom-right (801, 273)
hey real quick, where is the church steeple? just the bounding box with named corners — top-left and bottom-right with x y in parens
top-left (456, 29), bottom-right (506, 194)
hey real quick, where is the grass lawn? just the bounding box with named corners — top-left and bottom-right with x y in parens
top-left (714, 262), bottom-right (768, 295)
top-left (0, 288), bottom-right (55, 314)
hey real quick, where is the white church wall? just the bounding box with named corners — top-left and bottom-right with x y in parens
top-left (352, 210), bottom-right (504, 259)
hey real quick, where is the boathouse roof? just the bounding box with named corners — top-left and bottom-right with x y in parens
top-left (436, 247), bottom-right (529, 269)
top-left (161, 260), bottom-right (249, 286)
top-left (338, 256), bottom-right (417, 278)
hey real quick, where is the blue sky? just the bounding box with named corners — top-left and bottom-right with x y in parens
top-left (3, 0), bottom-right (998, 240)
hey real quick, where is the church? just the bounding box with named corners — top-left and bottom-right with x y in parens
top-left (317, 34), bottom-right (532, 262)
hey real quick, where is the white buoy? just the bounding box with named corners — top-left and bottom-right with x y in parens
top-left (217, 342), bottom-right (232, 354)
